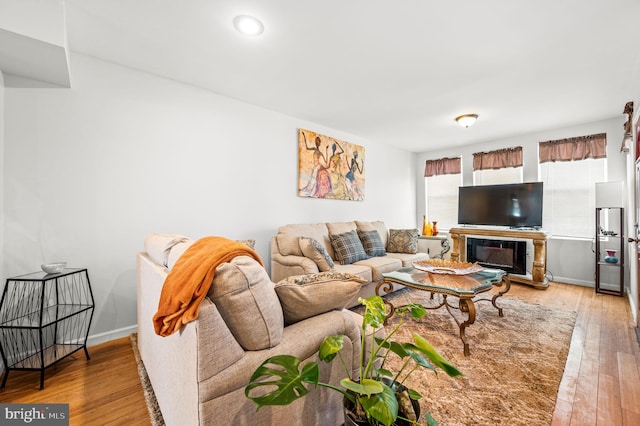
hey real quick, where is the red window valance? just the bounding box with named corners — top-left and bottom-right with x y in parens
top-left (539, 133), bottom-right (607, 163)
top-left (473, 147), bottom-right (523, 171)
top-left (424, 157), bottom-right (461, 177)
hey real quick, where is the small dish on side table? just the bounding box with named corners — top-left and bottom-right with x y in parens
top-left (41, 262), bottom-right (67, 274)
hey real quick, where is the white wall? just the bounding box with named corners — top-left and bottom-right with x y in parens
top-left (0, 0), bottom-right (66, 46)
top-left (0, 71), bottom-right (4, 281)
top-left (416, 116), bottom-right (627, 287)
top-left (3, 53), bottom-right (417, 344)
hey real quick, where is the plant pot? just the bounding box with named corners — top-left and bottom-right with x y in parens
top-left (343, 380), bottom-right (421, 426)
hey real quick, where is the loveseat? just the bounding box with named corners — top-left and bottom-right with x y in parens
top-left (136, 233), bottom-right (365, 426)
top-left (271, 221), bottom-right (429, 307)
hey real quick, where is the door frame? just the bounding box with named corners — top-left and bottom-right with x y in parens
top-left (631, 116), bottom-right (640, 326)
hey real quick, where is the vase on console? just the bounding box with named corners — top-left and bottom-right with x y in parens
top-left (432, 221), bottom-right (438, 236)
top-left (604, 250), bottom-right (619, 264)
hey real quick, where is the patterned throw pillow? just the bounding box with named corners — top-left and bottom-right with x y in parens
top-left (299, 237), bottom-right (335, 271)
top-left (278, 271), bottom-right (367, 286)
top-left (329, 230), bottom-right (369, 265)
top-left (275, 272), bottom-right (366, 324)
top-left (356, 229), bottom-right (387, 257)
top-left (387, 228), bottom-right (420, 254)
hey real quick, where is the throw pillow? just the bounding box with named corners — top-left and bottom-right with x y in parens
top-left (299, 237), bottom-right (335, 271)
top-left (357, 229), bottom-right (387, 257)
top-left (275, 272), bottom-right (366, 324)
top-left (387, 228), bottom-right (420, 254)
top-left (210, 256), bottom-right (284, 350)
top-left (276, 234), bottom-right (303, 256)
top-left (278, 271), bottom-right (367, 286)
top-left (329, 230), bottom-right (369, 265)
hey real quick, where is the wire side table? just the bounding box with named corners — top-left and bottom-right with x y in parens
top-left (0, 268), bottom-right (95, 389)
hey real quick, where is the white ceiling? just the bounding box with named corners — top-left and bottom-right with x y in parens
top-left (63, 0), bottom-right (640, 153)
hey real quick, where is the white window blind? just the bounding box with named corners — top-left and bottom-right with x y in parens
top-left (425, 173), bottom-right (462, 231)
top-left (539, 158), bottom-right (606, 238)
top-left (473, 167), bottom-right (523, 185)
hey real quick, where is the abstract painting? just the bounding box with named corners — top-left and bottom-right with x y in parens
top-left (297, 128), bottom-right (365, 201)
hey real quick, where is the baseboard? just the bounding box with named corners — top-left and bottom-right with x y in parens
top-left (548, 277), bottom-right (594, 287)
top-left (628, 292), bottom-right (639, 326)
top-left (86, 325), bottom-right (138, 347)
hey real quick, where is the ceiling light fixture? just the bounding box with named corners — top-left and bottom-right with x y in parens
top-left (233, 15), bottom-right (264, 36)
top-left (455, 114), bottom-right (478, 128)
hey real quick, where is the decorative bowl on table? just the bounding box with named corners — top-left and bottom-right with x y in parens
top-left (41, 262), bottom-right (67, 274)
top-left (413, 259), bottom-right (483, 275)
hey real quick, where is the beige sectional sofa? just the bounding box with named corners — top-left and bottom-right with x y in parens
top-left (271, 221), bottom-right (429, 307)
top-left (137, 233), bottom-right (364, 426)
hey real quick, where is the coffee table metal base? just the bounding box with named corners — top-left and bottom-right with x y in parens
top-left (376, 274), bottom-right (510, 356)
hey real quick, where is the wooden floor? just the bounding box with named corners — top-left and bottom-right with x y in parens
top-left (0, 282), bottom-right (639, 425)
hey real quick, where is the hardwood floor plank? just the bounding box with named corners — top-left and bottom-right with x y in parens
top-left (618, 351), bottom-right (640, 417)
top-left (597, 372), bottom-right (623, 425)
top-left (622, 407), bottom-right (640, 426)
top-left (553, 334), bottom-right (581, 420)
top-left (600, 296), bottom-right (620, 377)
top-left (570, 357), bottom-right (598, 425)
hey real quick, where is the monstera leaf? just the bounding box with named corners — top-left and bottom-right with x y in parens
top-left (244, 355), bottom-right (319, 408)
top-left (357, 382), bottom-right (398, 426)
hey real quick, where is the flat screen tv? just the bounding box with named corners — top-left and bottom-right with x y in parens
top-left (457, 182), bottom-right (543, 229)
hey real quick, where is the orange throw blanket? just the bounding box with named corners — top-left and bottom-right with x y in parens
top-left (153, 236), bottom-right (263, 337)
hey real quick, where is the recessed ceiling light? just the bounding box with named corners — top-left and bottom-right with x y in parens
top-left (233, 15), bottom-right (264, 36)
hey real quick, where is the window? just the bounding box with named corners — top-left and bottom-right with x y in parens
top-left (538, 133), bottom-right (607, 238)
top-left (473, 147), bottom-right (523, 185)
top-left (425, 157), bottom-right (462, 231)
top-left (474, 167), bottom-right (523, 185)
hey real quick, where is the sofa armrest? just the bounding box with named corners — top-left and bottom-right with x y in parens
top-left (137, 252), bottom-right (201, 426)
top-left (196, 298), bottom-right (246, 380)
top-left (270, 253), bottom-right (320, 282)
top-left (198, 309), bottom-right (362, 402)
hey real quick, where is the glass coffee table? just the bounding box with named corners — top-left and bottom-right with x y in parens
top-left (377, 267), bottom-right (510, 356)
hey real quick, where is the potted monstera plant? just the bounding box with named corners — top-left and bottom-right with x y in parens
top-left (245, 295), bottom-right (462, 426)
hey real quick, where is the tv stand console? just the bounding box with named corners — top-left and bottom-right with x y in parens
top-left (449, 227), bottom-right (550, 289)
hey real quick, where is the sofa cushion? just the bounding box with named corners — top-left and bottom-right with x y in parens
top-left (354, 256), bottom-right (403, 281)
top-left (333, 264), bottom-right (373, 282)
top-left (275, 234), bottom-right (303, 256)
top-left (387, 229), bottom-right (420, 254)
top-left (326, 221), bottom-right (357, 235)
top-left (357, 229), bottom-right (387, 257)
top-left (330, 230), bottom-right (369, 265)
top-left (278, 223), bottom-right (333, 258)
top-left (209, 256), bottom-right (284, 350)
top-left (275, 272), bottom-right (366, 324)
top-left (386, 252), bottom-right (430, 267)
top-left (299, 237), bottom-right (335, 271)
top-left (355, 221), bottom-right (389, 248)
top-left (144, 233), bottom-right (192, 268)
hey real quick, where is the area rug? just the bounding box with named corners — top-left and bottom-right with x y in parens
top-left (130, 290), bottom-right (576, 426)
top-left (353, 289), bottom-right (577, 426)
top-left (129, 333), bottom-right (165, 426)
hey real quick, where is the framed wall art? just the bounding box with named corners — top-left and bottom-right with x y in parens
top-left (297, 128), bottom-right (365, 201)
